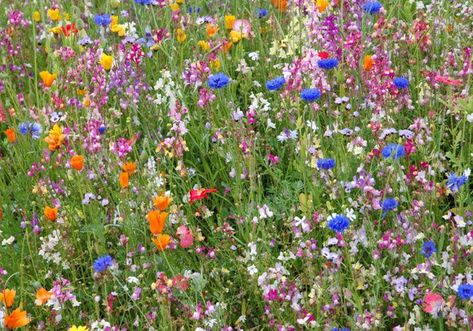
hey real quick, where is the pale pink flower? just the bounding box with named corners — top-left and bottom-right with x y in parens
top-left (423, 292), bottom-right (444, 316)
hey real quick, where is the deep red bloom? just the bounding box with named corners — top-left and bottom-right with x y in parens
top-left (62, 23), bottom-right (78, 37)
top-left (318, 51), bottom-right (329, 59)
top-left (189, 188), bottom-right (217, 203)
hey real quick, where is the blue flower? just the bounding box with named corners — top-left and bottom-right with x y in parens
top-left (421, 240), bottom-right (437, 258)
top-left (19, 122), bottom-right (29, 135)
top-left (266, 76), bottom-right (286, 91)
top-left (301, 88), bottom-right (321, 102)
top-left (317, 158), bottom-right (336, 170)
top-left (208, 73), bottom-right (230, 89)
top-left (18, 122), bottom-right (42, 139)
top-left (135, 0), bottom-right (153, 4)
top-left (331, 328), bottom-right (350, 331)
top-left (99, 125), bottom-right (106, 135)
top-left (327, 215), bottom-right (350, 233)
top-left (362, 1), bottom-right (382, 14)
top-left (93, 255), bottom-right (113, 273)
top-left (382, 144), bottom-right (405, 159)
top-left (318, 58), bottom-right (339, 70)
top-left (94, 14), bottom-right (111, 27)
top-left (188, 6), bottom-right (201, 14)
top-left (447, 173), bottom-right (468, 192)
top-left (382, 198), bottom-right (398, 217)
top-left (457, 284), bottom-right (473, 300)
top-left (393, 77), bottom-right (409, 89)
top-left (258, 9), bottom-right (269, 18)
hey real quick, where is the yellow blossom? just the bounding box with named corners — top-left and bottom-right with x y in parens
top-left (230, 30), bottom-right (242, 43)
top-left (47, 8), bottom-right (61, 21)
top-left (197, 40), bottom-right (210, 51)
top-left (176, 28), bottom-right (186, 43)
top-left (33, 11), bottom-right (41, 22)
top-left (99, 53), bottom-right (113, 71)
top-left (170, 3), bottom-right (180, 11)
top-left (225, 15), bottom-right (236, 30)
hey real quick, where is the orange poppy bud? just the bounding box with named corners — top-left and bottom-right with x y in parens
top-left (153, 195), bottom-right (171, 211)
top-left (363, 55), bottom-right (375, 71)
top-left (70, 155), bottom-right (84, 171)
top-left (4, 308), bottom-right (30, 329)
top-left (44, 206), bottom-right (58, 221)
top-left (119, 171), bottom-right (129, 188)
top-left (35, 288), bottom-right (52, 306)
top-left (4, 128), bottom-right (16, 143)
top-left (147, 210), bottom-right (168, 234)
top-left (271, 0), bottom-right (288, 12)
top-left (122, 162), bottom-right (137, 175)
top-left (152, 234), bottom-right (171, 251)
top-left (0, 289), bottom-right (16, 307)
top-left (39, 71), bottom-right (56, 87)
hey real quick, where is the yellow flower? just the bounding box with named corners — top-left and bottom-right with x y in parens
top-left (210, 59), bottom-right (221, 71)
top-left (33, 11), bottom-right (41, 22)
top-left (229, 30), bottom-right (242, 43)
top-left (316, 0), bottom-right (329, 12)
top-left (176, 0), bottom-right (184, 4)
top-left (44, 124), bottom-right (65, 151)
top-left (111, 24), bottom-right (126, 37)
top-left (49, 26), bottom-right (62, 34)
top-left (68, 326), bottom-right (89, 331)
top-left (110, 15), bottom-right (119, 27)
top-left (47, 8), bottom-right (61, 21)
top-left (63, 12), bottom-right (70, 21)
top-left (225, 15), bottom-right (236, 30)
top-left (39, 71), bottom-right (56, 87)
top-left (197, 40), bottom-right (210, 51)
top-left (99, 53), bottom-right (113, 71)
top-left (176, 28), bottom-right (186, 43)
top-left (170, 3), bottom-right (180, 11)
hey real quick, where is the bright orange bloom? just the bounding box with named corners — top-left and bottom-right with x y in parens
top-left (152, 234), bottom-right (171, 251)
top-left (4, 128), bottom-right (16, 143)
top-left (147, 210), bottom-right (168, 234)
top-left (363, 55), bottom-right (375, 71)
top-left (122, 162), bottom-right (137, 175)
top-left (206, 24), bottom-right (218, 38)
top-left (39, 71), bottom-right (56, 87)
top-left (44, 206), bottom-right (58, 221)
top-left (271, 0), bottom-right (288, 12)
top-left (35, 288), bottom-right (52, 306)
top-left (0, 289), bottom-right (16, 307)
top-left (70, 155), bottom-right (84, 171)
top-left (61, 23), bottom-right (78, 37)
top-left (4, 308), bottom-right (30, 329)
top-left (44, 124), bottom-right (65, 151)
top-left (223, 41), bottom-right (232, 53)
top-left (153, 195), bottom-right (171, 211)
top-left (316, 0), bottom-right (329, 12)
top-left (119, 171), bottom-right (129, 188)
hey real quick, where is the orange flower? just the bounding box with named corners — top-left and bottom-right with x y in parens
top-left (152, 234), bottom-right (171, 251)
top-left (4, 308), bottom-right (30, 329)
top-left (271, 0), bottom-right (288, 12)
top-left (147, 210), bottom-right (168, 234)
top-left (70, 155), bottom-right (84, 171)
top-left (35, 288), bottom-right (52, 306)
top-left (39, 71), bottom-right (56, 87)
top-left (363, 55), bottom-right (375, 71)
top-left (153, 195), bottom-right (171, 211)
top-left (44, 206), bottom-right (58, 221)
top-left (0, 289), bottom-right (16, 307)
top-left (119, 171), bottom-right (129, 188)
top-left (4, 128), bottom-right (16, 143)
top-left (223, 41), bottom-right (232, 53)
top-left (316, 0), bottom-right (329, 12)
top-left (122, 162), bottom-right (137, 175)
top-left (44, 124), bottom-right (65, 151)
top-left (206, 24), bottom-right (218, 38)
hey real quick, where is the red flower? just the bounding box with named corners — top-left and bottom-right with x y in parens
top-left (189, 188), bottom-right (217, 203)
top-left (62, 23), bottom-right (78, 37)
top-left (318, 51), bottom-right (330, 59)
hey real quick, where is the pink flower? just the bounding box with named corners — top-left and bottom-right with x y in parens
top-left (232, 19), bottom-right (251, 38)
top-left (434, 75), bottom-right (462, 86)
top-left (423, 292), bottom-right (444, 316)
top-left (176, 225), bottom-right (194, 248)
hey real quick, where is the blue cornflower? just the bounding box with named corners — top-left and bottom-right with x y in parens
top-left (18, 122), bottom-right (42, 139)
top-left (266, 76), bottom-right (286, 91)
top-left (327, 215), bottom-right (350, 233)
top-left (421, 240), bottom-right (437, 258)
top-left (258, 8), bottom-right (269, 18)
top-left (382, 198), bottom-right (398, 217)
top-left (301, 88), bottom-right (321, 102)
top-left (318, 58), bottom-right (339, 70)
top-left (208, 73), bottom-right (230, 89)
top-left (188, 6), bottom-right (201, 14)
top-left (362, 1), bottom-right (382, 14)
top-left (94, 14), bottom-right (111, 27)
top-left (457, 284), bottom-right (473, 300)
top-left (98, 125), bottom-right (106, 135)
top-left (93, 255), bottom-right (113, 273)
top-left (382, 144), bottom-right (405, 159)
top-left (317, 158), bottom-right (336, 170)
top-left (135, 0), bottom-right (153, 4)
top-left (393, 77), bottom-right (409, 89)
top-left (331, 328), bottom-right (350, 331)
top-left (447, 173), bottom-right (468, 192)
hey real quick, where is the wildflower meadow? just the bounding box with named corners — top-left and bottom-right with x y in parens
top-left (1, 0), bottom-right (473, 330)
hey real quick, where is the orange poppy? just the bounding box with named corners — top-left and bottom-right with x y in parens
top-left (119, 171), bottom-right (129, 188)
top-left (4, 308), bottom-right (30, 329)
top-left (61, 23), bottom-right (78, 37)
top-left (271, 0), bottom-right (288, 12)
top-left (35, 288), bottom-right (52, 306)
top-left (0, 289), bottom-right (16, 307)
top-left (4, 128), bottom-right (16, 143)
top-left (363, 55), bottom-right (375, 71)
top-left (153, 195), bottom-right (171, 211)
top-left (39, 71), bottom-right (56, 87)
top-left (44, 206), bottom-right (58, 221)
top-left (147, 210), bottom-right (168, 235)
top-left (206, 24), bottom-right (218, 38)
top-left (152, 234), bottom-right (171, 251)
top-left (70, 155), bottom-right (84, 171)
top-left (122, 162), bottom-right (137, 175)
